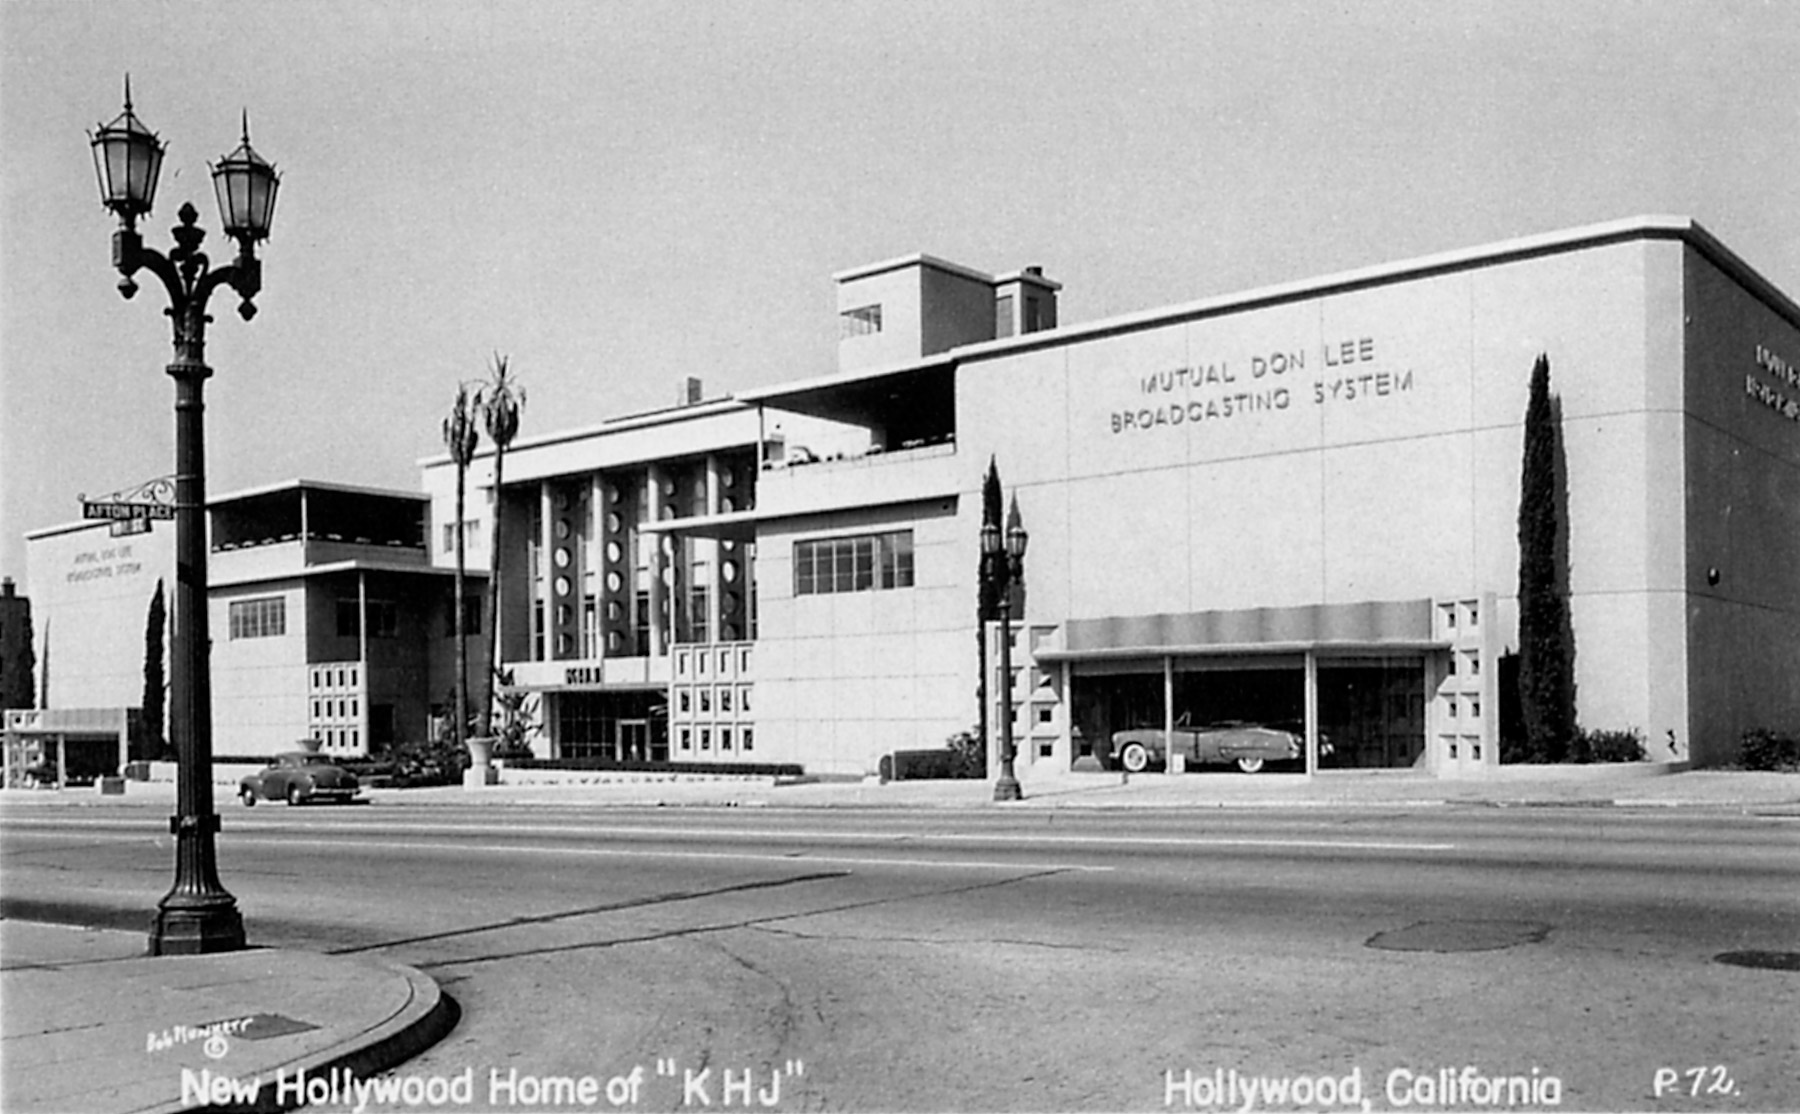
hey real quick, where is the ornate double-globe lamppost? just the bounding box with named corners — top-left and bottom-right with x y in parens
top-left (982, 497), bottom-right (1029, 802)
top-left (90, 81), bottom-right (281, 954)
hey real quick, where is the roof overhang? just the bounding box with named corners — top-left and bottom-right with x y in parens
top-left (638, 509), bottom-right (766, 540)
top-left (210, 560), bottom-right (483, 590)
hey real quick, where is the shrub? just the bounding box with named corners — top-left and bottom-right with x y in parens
top-left (1577, 727), bottom-right (1646, 764)
top-left (946, 728), bottom-right (986, 779)
top-left (502, 757), bottom-right (804, 777)
top-left (382, 734), bottom-right (469, 787)
top-left (1738, 728), bottom-right (1800, 772)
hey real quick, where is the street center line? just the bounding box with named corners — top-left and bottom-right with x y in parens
top-left (1, 818), bottom-right (1455, 852)
top-left (216, 835), bottom-right (1117, 872)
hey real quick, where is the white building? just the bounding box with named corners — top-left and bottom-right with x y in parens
top-left (24, 216), bottom-right (1798, 777)
top-left (422, 216), bottom-right (1800, 777)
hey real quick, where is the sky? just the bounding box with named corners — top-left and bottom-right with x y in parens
top-left (3, 0), bottom-right (1797, 591)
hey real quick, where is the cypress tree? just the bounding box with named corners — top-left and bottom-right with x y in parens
top-left (1517, 355), bottom-right (1577, 761)
top-left (975, 458), bottom-right (1004, 756)
top-left (141, 579), bottom-right (167, 759)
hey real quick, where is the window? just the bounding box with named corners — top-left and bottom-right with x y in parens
top-left (441, 519), bottom-right (481, 554)
top-left (840, 304), bottom-right (882, 338)
top-left (229, 597), bottom-right (286, 639)
top-left (338, 599), bottom-right (399, 638)
top-left (794, 531), bottom-right (914, 595)
top-left (995, 294), bottom-right (1015, 339)
top-left (448, 596), bottom-right (482, 637)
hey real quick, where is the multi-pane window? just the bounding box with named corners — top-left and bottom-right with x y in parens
top-left (229, 597), bottom-right (286, 639)
top-left (337, 599), bottom-right (398, 638)
top-left (794, 531), bottom-right (914, 596)
top-left (839, 304), bottom-right (882, 338)
top-left (445, 597), bottom-right (483, 638)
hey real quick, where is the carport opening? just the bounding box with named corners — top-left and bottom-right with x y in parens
top-left (1073, 657), bottom-right (1306, 773)
top-left (1317, 656), bottom-right (1427, 769)
top-left (1070, 652), bottom-right (1425, 772)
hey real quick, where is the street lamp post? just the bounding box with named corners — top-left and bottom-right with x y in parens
top-left (983, 495), bottom-right (1029, 802)
top-left (90, 81), bottom-right (280, 955)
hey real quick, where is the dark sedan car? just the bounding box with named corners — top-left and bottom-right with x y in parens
top-left (239, 751), bottom-right (361, 806)
top-left (1105, 717), bottom-right (1323, 774)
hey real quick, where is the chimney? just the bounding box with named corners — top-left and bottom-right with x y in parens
top-left (679, 376), bottom-right (703, 406)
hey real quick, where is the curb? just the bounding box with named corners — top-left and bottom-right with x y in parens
top-left (149, 963), bottom-right (458, 1114)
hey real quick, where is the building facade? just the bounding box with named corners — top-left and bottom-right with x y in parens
top-left (23, 217), bottom-right (1798, 778)
top-left (23, 481), bottom-right (481, 759)
top-left (424, 217), bottom-right (1800, 776)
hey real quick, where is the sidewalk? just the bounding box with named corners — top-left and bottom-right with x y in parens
top-left (7, 763), bottom-right (1795, 812)
top-left (0, 919), bottom-right (454, 1114)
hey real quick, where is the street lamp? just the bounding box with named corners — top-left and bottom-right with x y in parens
top-left (983, 494), bottom-right (1029, 802)
top-left (90, 79), bottom-right (281, 955)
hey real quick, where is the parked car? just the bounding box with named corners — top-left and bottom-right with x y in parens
top-left (239, 752), bottom-right (361, 806)
top-left (1104, 716), bottom-right (1326, 774)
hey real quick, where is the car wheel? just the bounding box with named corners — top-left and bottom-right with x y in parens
top-left (1121, 742), bottom-right (1151, 773)
top-left (1236, 756), bottom-right (1265, 774)
top-left (240, 787), bottom-right (257, 807)
top-left (286, 783), bottom-right (304, 806)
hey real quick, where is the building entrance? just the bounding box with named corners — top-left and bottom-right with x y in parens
top-left (555, 691), bottom-right (668, 763)
top-left (616, 718), bottom-right (662, 763)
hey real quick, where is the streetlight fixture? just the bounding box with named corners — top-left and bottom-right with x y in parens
top-left (90, 79), bottom-right (281, 955)
top-left (983, 493), bottom-right (1029, 802)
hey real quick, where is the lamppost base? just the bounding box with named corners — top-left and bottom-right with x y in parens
top-left (148, 904), bottom-right (245, 956)
top-left (992, 775), bottom-right (1023, 802)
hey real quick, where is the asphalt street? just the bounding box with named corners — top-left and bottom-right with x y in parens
top-left (4, 801), bottom-right (1797, 1112)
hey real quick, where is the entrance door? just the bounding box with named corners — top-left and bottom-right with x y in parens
top-left (618, 718), bottom-right (650, 762)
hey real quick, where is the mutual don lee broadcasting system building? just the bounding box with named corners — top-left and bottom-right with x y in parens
top-left (21, 216), bottom-right (1800, 780)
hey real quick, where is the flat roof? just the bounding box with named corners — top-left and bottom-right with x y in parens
top-left (417, 396), bottom-right (751, 470)
top-left (736, 352), bottom-right (954, 407)
top-left (211, 478), bottom-right (429, 504)
top-left (954, 214), bottom-right (1800, 360)
top-left (752, 215), bottom-right (1800, 409)
top-left (416, 216), bottom-right (1799, 466)
top-left (832, 253), bottom-right (994, 285)
top-left (210, 559), bottom-right (482, 590)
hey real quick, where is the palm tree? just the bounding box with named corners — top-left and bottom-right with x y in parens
top-left (479, 354), bottom-right (525, 739)
top-left (443, 382), bottom-right (482, 759)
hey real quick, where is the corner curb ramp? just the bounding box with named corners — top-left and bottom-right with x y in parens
top-left (149, 962), bottom-right (459, 1114)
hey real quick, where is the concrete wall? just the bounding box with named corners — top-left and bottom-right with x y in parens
top-left (23, 521), bottom-right (172, 710)
top-left (1681, 247), bottom-right (1800, 763)
top-left (210, 580), bottom-right (308, 756)
top-left (837, 265), bottom-right (925, 372)
top-left (920, 266), bottom-right (998, 358)
top-left (754, 499), bottom-right (967, 776)
top-left (955, 239), bottom-right (1694, 759)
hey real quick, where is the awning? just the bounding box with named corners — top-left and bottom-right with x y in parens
top-left (1034, 599), bottom-right (1446, 662)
